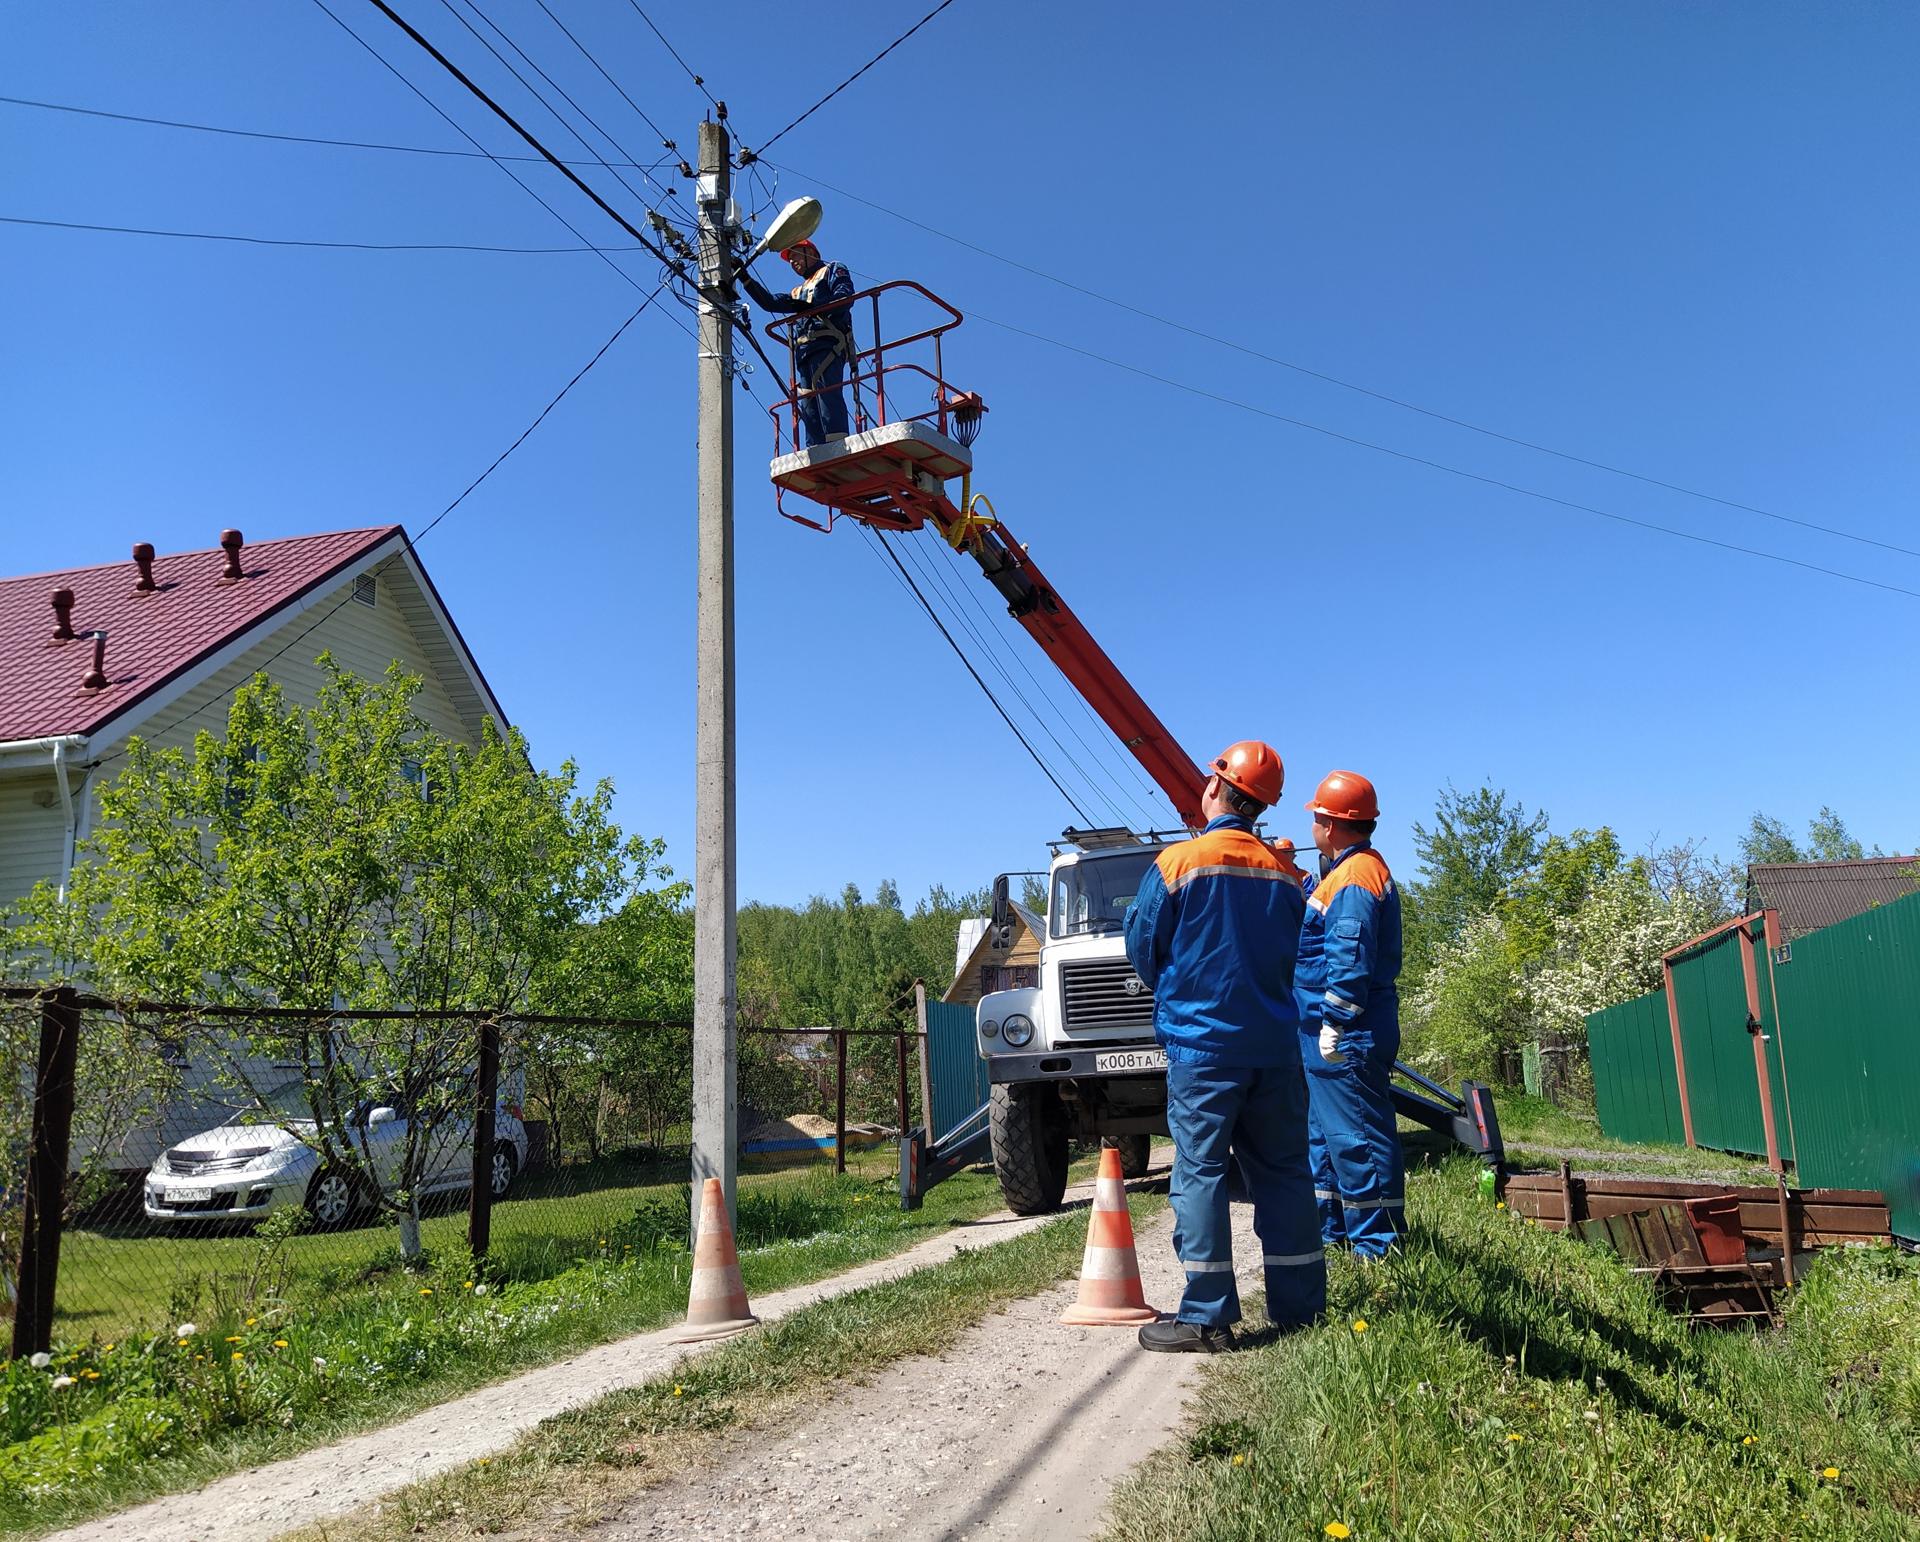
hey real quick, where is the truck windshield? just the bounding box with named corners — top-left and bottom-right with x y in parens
top-left (1051, 850), bottom-right (1159, 939)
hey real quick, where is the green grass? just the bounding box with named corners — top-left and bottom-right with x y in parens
top-left (1105, 1160), bottom-right (1920, 1541)
top-left (290, 1184), bottom-right (1168, 1542)
top-left (0, 1153), bottom-right (1031, 1538)
top-left (54, 1145), bottom-right (898, 1340)
top-left (1487, 1089), bottom-right (1774, 1183)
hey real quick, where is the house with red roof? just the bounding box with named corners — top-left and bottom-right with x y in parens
top-left (0, 525), bottom-right (505, 913)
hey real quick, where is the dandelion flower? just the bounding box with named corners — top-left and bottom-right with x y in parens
top-left (1351, 1319), bottom-right (1368, 1333)
top-left (82, 1369), bottom-right (101, 1381)
top-left (28, 1353), bottom-right (50, 1370)
top-left (1325, 1525), bottom-right (1351, 1540)
top-left (175, 1323), bottom-right (198, 1339)
top-left (225, 1335), bottom-right (244, 1344)
top-left (419, 1288), bottom-right (433, 1297)
top-left (1495, 1201), bottom-right (1507, 1211)
top-left (474, 1284), bottom-right (489, 1297)
top-left (463, 1281), bottom-right (474, 1290)
top-left (477, 1457), bottom-right (492, 1466)
top-left (102, 1343), bottom-right (114, 1353)
top-left (1506, 1433), bottom-right (1524, 1443)
top-left (1231, 1453), bottom-right (1246, 1467)
top-left (245, 1317), bottom-right (257, 1327)
top-left (673, 1385), bottom-right (684, 1397)
top-left (1823, 1467), bottom-right (1840, 1480)
top-left (1742, 1436), bottom-right (1756, 1447)
top-left (273, 1339), bottom-right (289, 1349)
top-left (51, 1375), bottom-right (74, 1390)
top-left (232, 1351), bottom-right (245, 1362)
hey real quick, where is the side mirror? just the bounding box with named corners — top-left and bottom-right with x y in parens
top-left (367, 1106), bottom-right (398, 1129)
top-left (990, 874), bottom-right (1011, 947)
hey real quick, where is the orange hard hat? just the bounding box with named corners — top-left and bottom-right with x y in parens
top-left (1304, 770), bottom-right (1379, 823)
top-left (1211, 741), bottom-right (1285, 807)
top-left (779, 238), bottom-right (819, 261)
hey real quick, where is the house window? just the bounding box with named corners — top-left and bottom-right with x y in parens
top-left (353, 573), bottom-right (378, 608)
top-left (401, 759), bottom-right (430, 801)
top-left (979, 964), bottom-right (1039, 995)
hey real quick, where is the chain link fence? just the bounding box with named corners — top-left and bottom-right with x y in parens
top-left (1, 988), bottom-right (921, 1355)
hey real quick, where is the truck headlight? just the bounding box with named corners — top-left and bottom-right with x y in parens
top-left (980, 1019), bottom-right (999, 1040)
top-left (1001, 1014), bottom-right (1034, 1047)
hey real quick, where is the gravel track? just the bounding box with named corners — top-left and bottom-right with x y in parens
top-left (547, 1193), bottom-right (1269, 1542)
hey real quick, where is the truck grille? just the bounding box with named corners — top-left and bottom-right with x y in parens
top-left (1060, 958), bottom-right (1155, 1034)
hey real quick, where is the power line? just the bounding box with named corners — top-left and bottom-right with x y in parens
top-left (313, 0), bottom-right (674, 307)
top-left (864, 529), bottom-right (1096, 826)
top-left (1, 212), bottom-right (648, 254)
top-left (89, 287), bottom-right (667, 774)
top-left (777, 161), bottom-right (1920, 567)
top-left (0, 92), bottom-right (670, 169)
top-left (892, 528), bottom-right (1140, 828)
top-left (360, 0), bottom-right (681, 276)
top-left (526, 0), bottom-right (684, 159)
top-left (625, 1), bottom-right (720, 114)
top-left (968, 309), bottom-right (1920, 605)
top-left (444, 0), bottom-right (680, 211)
top-left (746, 0), bottom-right (960, 160)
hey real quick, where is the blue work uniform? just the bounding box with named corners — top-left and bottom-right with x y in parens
top-left (1295, 843), bottom-right (1406, 1255)
top-left (742, 260), bottom-right (856, 446)
top-left (1123, 815), bottom-right (1326, 1329)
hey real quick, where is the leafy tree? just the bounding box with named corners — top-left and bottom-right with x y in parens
top-left (1741, 807), bottom-right (1879, 868)
top-left (1807, 806), bottom-right (1874, 861)
top-left (1405, 914), bottom-right (1526, 1084)
top-left (1403, 784), bottom-right (1548, 983)
top-left (1532, 869), bottom-right (1717, 1046)
top-left (1740, 812), bottom-right (1805, 867)
top-left (1501, 828), bottom-right (1625, 969)
top-left (31, 659), bottom-right (642, 1257)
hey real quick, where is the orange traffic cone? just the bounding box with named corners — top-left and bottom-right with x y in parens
top-left (672, 1178), bottom-right (759, 1342)
top-left (1060, 1146), bottom-right (1159, 1326)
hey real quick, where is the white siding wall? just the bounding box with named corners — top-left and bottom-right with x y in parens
top-left (0, 773), bottom-right (67, 915)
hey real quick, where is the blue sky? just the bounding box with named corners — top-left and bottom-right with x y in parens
top-left (5, 2), bottom-right (1915, 905)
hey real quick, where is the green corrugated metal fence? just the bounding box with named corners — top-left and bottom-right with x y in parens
top-left (1769, 889), bottom-right (1920, 1242)
top-left (1588, 989), bottom-right (1685, 1146)
top-left (924, 999), bottom-right (990, 1145)
top-left (1584, 890), bottom-right (1920, 1241)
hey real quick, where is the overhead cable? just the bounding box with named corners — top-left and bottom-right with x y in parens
top-left (88, 287), bottom-right (667, 774)
top-left (0, 213), bottom-right (647, 254)
top-left (746, 0), bottom-right (960, 160)
top-left (778, 161), bottom-right (1920, 566)
top-left (624, 1), bottom-right (721, 113)
top-left (864, 530), bottom-right (1097, 826)
top-left (971, 310), bottom-right (1920, 605)
top-left (313, 0), bottom-right (675, 308)
top-left (0, 92), bottom-right (667, 169)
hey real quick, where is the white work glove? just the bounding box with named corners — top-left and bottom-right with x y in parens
top-left (1318, 1024), bottom-right (1345, 1065)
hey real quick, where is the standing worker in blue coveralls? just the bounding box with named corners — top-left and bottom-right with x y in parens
top-left (1123, 741), bottom-right (1327, 1353)
top-left (739, 237), bottom-right (856, 448)
top-left (1296, 770), bottom-right (1406, 1256)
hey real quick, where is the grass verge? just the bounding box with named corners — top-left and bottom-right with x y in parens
top-left (1106, 1159), bottom-right (1920, 1542)
top-left (0, 1156), bottom-right (1031, 1538)
top-left (289, 1187), bottom-right (1167, 1542)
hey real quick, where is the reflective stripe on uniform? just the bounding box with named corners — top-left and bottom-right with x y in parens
top-left (1314, 1189), bottom-right (1337, 1201)
top-left (1263, 1251), bottom-right (1324, 1267)
top-left (1164, 862), bottom-right (1306, 897)
top-left (1181, 1259), bottom-right (1234, 1274)
top-left (1339, 1196), bottom-right (1404, 1211)
top-left (1324, 988), bottom-right (1359, 1011)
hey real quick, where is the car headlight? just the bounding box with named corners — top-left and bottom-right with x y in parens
top-left (980, 1018), bottom-right (999, 1040)
top-left (1001, 1014), bottom-right (1034, 1047)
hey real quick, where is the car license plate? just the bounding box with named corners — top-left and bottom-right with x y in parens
top-left (162, 1187), bottom-right (199, 1204)
top-left (1094, 1048), bottom-right (1167, 1074)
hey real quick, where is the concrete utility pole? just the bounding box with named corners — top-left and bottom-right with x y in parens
top-left (691, 116), bottom-right (738, 1239)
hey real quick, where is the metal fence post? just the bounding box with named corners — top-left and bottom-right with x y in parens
top-left (913, 981), bottom-right (933, 1142)
top-left (895, 1028), bottom-right (909, 1138)
top-left (834, 1029), bottom-right (848, 1176)
top-left (468, 1016), bottom-right (500, 1260)
top-left (12, 987), bottom-right (80, 1360)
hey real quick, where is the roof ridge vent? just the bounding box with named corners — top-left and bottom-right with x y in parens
top-left (82, 631), bottom-right (109, 691)
top-left (133, 542), bottom-right (158, 592)
top-left (220, 528), bottom-right (245, 580)
top-left (50, 588), bottom-right (77, 640)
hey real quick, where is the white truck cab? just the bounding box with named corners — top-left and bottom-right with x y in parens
top-left (976, 829), bottom-right (1175, 1213)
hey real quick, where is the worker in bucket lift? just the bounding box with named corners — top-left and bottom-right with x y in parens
top-left (1122, 741), bottom-right (1326, 1352)
top-left (740, 237), bottom-right (855, 448)
top-left (1295, 770), bottom-right (1406, 1257)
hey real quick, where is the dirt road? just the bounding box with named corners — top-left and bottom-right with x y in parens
top-left (560, 1199), bottom-right (1266, 1542)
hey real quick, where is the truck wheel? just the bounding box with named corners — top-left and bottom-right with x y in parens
top-left (990, 1083), bottom-right (1069, 1215)
top-left (1104, 1134), bottom-right (1152, 1179)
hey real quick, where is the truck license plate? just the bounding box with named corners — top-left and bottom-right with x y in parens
top-left (1095, 1048), bottom-right (1167, 1074)
top-left (162, 1188), bottom-right (199, 1204)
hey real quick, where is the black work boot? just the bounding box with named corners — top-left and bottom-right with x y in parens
top-left (1137, 1319), bottom-right (1235, 1354)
